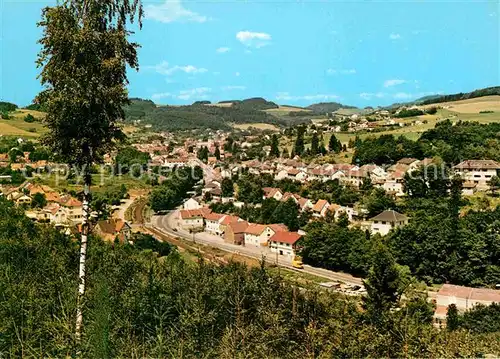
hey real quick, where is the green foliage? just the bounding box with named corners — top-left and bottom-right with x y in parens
top-left (426, 107), bottom-right (438, 115)
top-left (23, 114), bottom-right (36, 123)
top-left (446, 304), bottom-right (460, 331)
top-left (1, 111), bottom-right (10, 120)
top-left (1, 197), bottom-right (500, 357)
top-left (115, 146), bottom-right (150, 175)
top-left (123, 98), bottom-right (282, 131)
top-left (299, 220), bottom-right (373, 276)
top-left (362, 242), bottom-right (404, 325)
top-left (419, 120), bottom-right (500, 163)
top-left (306, 102), bottom-right (357, 113)
top-left (460, 303), bottom-right (500, 333)
top-left (0, 101), bottom-right (18, 112)
top-left (328, 134), bottom-right (342, 153)
top-left (394, 109), bottom-right (424, 118)
top-left (149, 167), bottom-right (202, 212)
top-left (293, 126), bottom-right (305, 156)
top-left (270, 134), bottom-right (280, 157)
top-left (36, 0), bottom-right (142, 168)
top-left (236, 175), bottom-right (264, 204)
top-left (32, 192), bottom-right (47, 209)
top-left (353, 134), bottom-right (423, 165)
top-left (132, 233), bottom-right (174, 257)
top-left (221, 178), bottom-right (234, 197)
top-left (363, 187), bottom-right (397, 217)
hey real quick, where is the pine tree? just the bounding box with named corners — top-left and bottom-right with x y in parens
top-left (311, 132), bottom-right (319, 155)
top-left (36, 0), bottom-right (143, 342)
top-left (270, 134), bottom-right (280, 157)
top-left (446, 304), bottom-right (460, 331)
top-left (328, 134), bottom-right (341, 153)
top-left (294, 126), bottom-right (305, 156)
top-left (214, 146), bottom-right (221, 160)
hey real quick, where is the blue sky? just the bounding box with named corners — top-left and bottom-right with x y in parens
top-left (0, 0), bottom-right (499, 107)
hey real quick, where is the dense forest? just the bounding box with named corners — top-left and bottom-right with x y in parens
top-left (352, 120), bottom-right (500, 165)
top-left (306, 102), bottom-right (358, 113)
top-left (123, 98), bottom-right (286, 131)
top-left (1, 197), bottom-right (500, 357)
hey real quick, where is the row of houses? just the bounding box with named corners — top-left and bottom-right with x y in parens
top-left (179, 207), bottom-right (303, 258)
top-left (230, 158), bottom-right (500, 196)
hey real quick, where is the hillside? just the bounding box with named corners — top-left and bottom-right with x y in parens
top-left (387, 86), bottom-right (500, 109)
top-left (123, 98), bottom-right (286, 131)
top-left (123, 97), bottom-right (307, 131)
top-left (306, 102), bottom-right (358, 113)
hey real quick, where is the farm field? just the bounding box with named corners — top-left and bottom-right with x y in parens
top-left (233, 123), bottom-right (280, 131)
top-left (0, 109), bottom-right (47, 137)
top-left (422, 95), bottom-right (500, 114)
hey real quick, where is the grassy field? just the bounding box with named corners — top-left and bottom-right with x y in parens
top-left (33, 173), bottom-right (151, 193)
top-left (0, 109), bottom-right (47, 138)
top-left (422, 95), bottom-right (500, 114)
top-left (264, 106), bottom-right (310, 114)
top-left (233, 123), bottom-right (280, 131)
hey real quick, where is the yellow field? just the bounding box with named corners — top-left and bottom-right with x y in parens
top-left (422, 95), bottom-right (500, 113)
top-left (265, 105), bottom-right (309, 114)
top-left (0, 109), bottom-right (47, 138)
top-left (206, 102), bottom-right (234, 108)
top-left (233, 123), bottom-right (280, 131)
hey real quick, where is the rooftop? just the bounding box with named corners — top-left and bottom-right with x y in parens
top-left (370, 210), bottom-right (408, 222)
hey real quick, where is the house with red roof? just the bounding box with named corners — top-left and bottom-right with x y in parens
top-left (179, 208), bottom-right (210, 230)
top-left (269, 231), bottom-right (302, 258)
top-left (224, 220), bottom-right (249, 245)
top-left (312, 199), bottom-right (330, 217)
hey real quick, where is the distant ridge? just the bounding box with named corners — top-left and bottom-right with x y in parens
top-left (306, 102), bottom-right (358, 113)
top-left (387, 86), bottom-right (500, 109)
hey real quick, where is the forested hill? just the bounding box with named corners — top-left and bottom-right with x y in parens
top-left (123, 98), bottom-right (291, 131)
top-left (306, 102), bottom-right (358, 113)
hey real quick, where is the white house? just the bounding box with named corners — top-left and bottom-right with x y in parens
top-left (179, 209), bottom-right (207, 230)
top-left (269, 231), bottom-right (302, 258)
top-left (453, 160), bottom-right (500, 191)
top-left (204, 212), bottom-right (226, 235)
top-left (263, 187), bottom-right (283, 201)
top-left (370, 210), bottom-right (408, 236)
top-left (328, 204), bottom-right (356, 221)
top-left (183, 198), bottom-right (202, 210)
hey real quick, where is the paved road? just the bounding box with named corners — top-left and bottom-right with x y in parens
top-left (151, 209), bottom-right (363, 286)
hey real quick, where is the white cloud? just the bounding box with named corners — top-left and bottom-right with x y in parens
top-left (216, 47), bottom-right (230, 53)
top-left (327, 68), bottom-right (356, 75)
top-left (236, 31), bottom-right (271, 48)
top-left (276, 92), bottom-right (340, 101)
top-left (235, 72), bottom-right (240, 77)
top-left (145, 0), bottom-right (208, 23)
top-left (177, 87), bottom-right (212, 100)
top-left (221, 86), bottom-right (246, 91)
top-left (359, 92), bottom-right (385, 100)
top-left (145, 61), bottom-right (208, 76)
top-left (393, 91), bottom-right (440, 100)
top-left (151, 87), bottom-right (212, 102)
top-left (384, 79), bottom-right (406, 88)
top-left (152, 92), bottom-right (173, 100)
top-left (389, 33), bottom-right (402, 40)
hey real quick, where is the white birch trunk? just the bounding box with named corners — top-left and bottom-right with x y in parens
top-left (75, 180), bottom-right (90, 342)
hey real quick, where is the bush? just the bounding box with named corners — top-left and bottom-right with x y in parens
top-left (24, 114), bottom-right (36, 123)
top-left (425, 107), bottom-right (438, 115)
top-left (394, 109), bottom-right (425, 118)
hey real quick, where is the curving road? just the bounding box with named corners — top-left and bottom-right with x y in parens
top-left (151, 209), bottom-right (363, 286)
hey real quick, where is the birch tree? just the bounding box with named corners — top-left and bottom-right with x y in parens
top-left (36, 0), bottom-right (143, 341)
